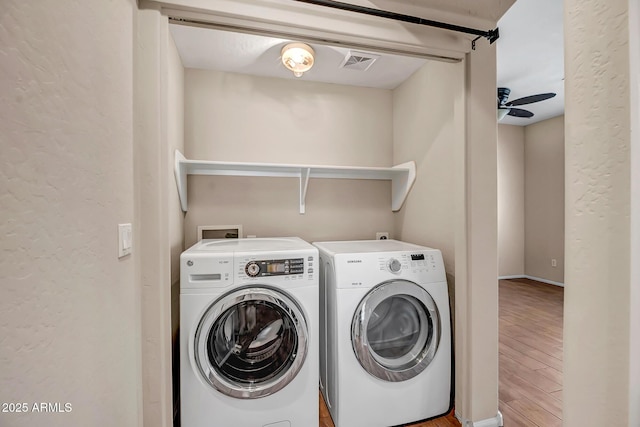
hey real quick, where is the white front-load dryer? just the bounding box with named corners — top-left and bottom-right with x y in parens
top-left (314, 239), bottom-right (452, 427)
top-left (180, 237), bottom-right (319, 427)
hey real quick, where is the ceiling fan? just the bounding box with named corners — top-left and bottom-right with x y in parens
top-left (497, 87), bottom-right (556, 121)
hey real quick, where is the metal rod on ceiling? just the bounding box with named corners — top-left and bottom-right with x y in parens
top-left (168, 17), bottom-right (462, 62)
top-left (292, 0), bottom-right (500, 48)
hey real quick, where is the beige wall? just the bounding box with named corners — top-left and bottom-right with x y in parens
top-left (168, 30), bottom-right (185, 305)
top-left (498, 117), bottom-right (565, 284)
top-left (135, 8), bottom-right (174, 427)
top-left (629, 0), bottom-right (640, 424)
top-left (455, 40), bottom-right (500, 423)
top-left (183, 69), bottom-right (394, 246)
top-left (0, 1), bottom-right (142, 426)
top-left (564, 0), bottom-right (632, 425)
top-left (392, 60), bottom-right (463, 274)
top-left (497, 124), bottom-right (525, 277)
top-left (524, 116), bottom-right (565, 284)
top-left (167, 29), bottom-right (185, 419)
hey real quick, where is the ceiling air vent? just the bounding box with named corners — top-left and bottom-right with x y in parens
top-left (339, 51), bottom-right (380, 71)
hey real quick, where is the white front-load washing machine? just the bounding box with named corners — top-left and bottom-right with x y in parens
top-left (314, 239), bottom-right (452, 427)
top-left (180, 237), bottom-right (319, 427)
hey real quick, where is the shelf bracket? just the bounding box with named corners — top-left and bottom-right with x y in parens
top-left (391, 161), bottom-right (416, 211)
top-left (299, 168), bottom-right (311, 214)
top-left (174, 150), bottom-right (188, 212)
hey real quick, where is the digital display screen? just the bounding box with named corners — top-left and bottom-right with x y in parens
top-left (252, 258), bottom-right (304, 276)
top-left (411, 254), bottom-right (425, 261)
top-left (267, 262), bottom-right (286, 273)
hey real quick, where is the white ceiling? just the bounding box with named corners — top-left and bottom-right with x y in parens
top-left (170, 0), bottom-right (564, 126)
top-left (496, 0), bottom-right (564, 125)
top-left (170, 24), bottom-right (429, 90)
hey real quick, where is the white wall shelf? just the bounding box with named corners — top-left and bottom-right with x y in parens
top-left (174, 150), bottom-right (416, 214)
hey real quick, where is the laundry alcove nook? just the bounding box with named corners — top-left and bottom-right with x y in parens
top-left (139, 2), bottom-right (503, 426)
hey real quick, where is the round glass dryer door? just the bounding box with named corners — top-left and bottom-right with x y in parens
top-left (351, 280), bottom-right (441, 382)
top-left (194, 287), bottom-right (308, 399)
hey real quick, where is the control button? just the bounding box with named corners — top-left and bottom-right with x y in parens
top-left (245, 262), bottom-right (260, 277)
top-left (308, 256), bottom-right (313, 261)
top-left (387, 258), bottom-right (402, 273)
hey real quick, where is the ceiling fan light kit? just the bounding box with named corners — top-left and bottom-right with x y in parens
top-left (497, 108), bottom-right (509, 121)
top-left (497, 87), bottom-right (556, 121)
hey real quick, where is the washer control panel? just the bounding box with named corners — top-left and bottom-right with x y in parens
top-left (244, 258), bottom-right (305, 277)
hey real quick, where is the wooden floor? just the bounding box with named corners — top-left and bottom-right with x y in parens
top-left (319, 392), bottom-right (460, 427)
top-left (499, 278), bottom-right (564, 426)
top-left (318, 278), bottom-right (563, 427)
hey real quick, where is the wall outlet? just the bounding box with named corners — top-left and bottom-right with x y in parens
top-left (118, 223), bottom-right (132, 258)
top-left (551, 258), bottom-right (557, 267)
top-left (376, 232), bottom-right (389, 240)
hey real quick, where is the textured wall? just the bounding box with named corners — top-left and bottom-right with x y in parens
top-left (497, 124), bottom-right (525, 277)
top-left (0, 1), bottom-right (141, 427)
top-left (564, 0), bottom-right (631, 425)
top-left (524, 116), bottom-right (565, 283)
top-left (166, 30), bottom-right (185, 420)
top-left (168, 33), bottom-right (185, 301)
top-left (183, 68), bottom-right (394, 246)
top-left (135, 9), bottom-right (173, 427)
top-left (392, 60), bottom-right (463, 274)
top-left (629, 1), bottom-right (640, 425)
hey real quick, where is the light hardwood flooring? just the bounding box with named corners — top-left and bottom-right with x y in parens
top-left (317, 277), bottom-right (563, 427)
top-left (319, 392), bottom-right (460, 427)
top-left (499, 278), bottom-right (564, 426)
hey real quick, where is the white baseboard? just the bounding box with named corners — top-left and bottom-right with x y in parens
top-left (498, 275), bottom-right (525, 280)
top-left (498, 274), bottom-right (564, 287)
top-left (455, 411), bottom-right (503, 427)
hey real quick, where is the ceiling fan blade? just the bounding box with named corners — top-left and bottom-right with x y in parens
top-left (506, 93), bottom-right (556, 106)
top-left (507, 107), bottom-right (534, 118)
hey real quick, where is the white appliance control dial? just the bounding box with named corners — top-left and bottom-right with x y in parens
top-left (387, 258), bottom-right (402, 273)
top-left (245, 262), bottom-right (260, 277)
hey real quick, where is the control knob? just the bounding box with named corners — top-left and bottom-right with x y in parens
top-left (387, 258), bottom-right (402, 273)
top-left (245, 262), bottom-right (261, 277)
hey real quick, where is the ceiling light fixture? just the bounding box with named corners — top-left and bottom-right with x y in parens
top-left (497, 108), bottom-right (509, 121)
top-left (281, 43), bottom-right (315, 77)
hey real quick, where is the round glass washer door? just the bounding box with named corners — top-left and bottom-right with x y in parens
top-left (352, 280), bottom-right (441, 382)
top-left (194, 286), bottom-right (308, 399)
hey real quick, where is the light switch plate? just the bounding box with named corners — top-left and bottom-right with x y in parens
top-left (118, 223), bottom-right (132, 258)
